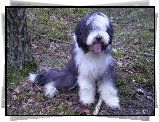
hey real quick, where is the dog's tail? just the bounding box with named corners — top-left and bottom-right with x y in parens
top-left (29, 66), bottom-right (78, 98)
top-left (29, 68), bottom-right (60, 86)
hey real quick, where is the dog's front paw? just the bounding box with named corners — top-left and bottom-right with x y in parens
top-left (79, 88), bottom-right (95, 105)
top-left (80, 96), bottom-right (94, 106)
top-left (104, 96), bottom-right (120, 109)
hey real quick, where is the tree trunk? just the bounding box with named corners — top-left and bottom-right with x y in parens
top-left (7, 8), bottom-right (33, 68)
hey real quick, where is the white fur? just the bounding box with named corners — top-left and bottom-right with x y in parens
top-left (28, 73), bottom-right (37, 82)
top-left (86, 31), bottom-right (110, 45)
top-left (74, 40), bottom-right (116, 105)
top-left (86, 13), bottom-right (109, 30)
top-left (98, 80), bottom-right (120, 108)
top-left (77, 75), bottom-right (96, 105)
top-left (44, 83), bottom-right (58, 98)
top-left (74, 41), bottom-right (113, 80)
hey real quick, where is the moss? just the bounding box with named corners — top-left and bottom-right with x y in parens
top-left (63, 105), bottom-right (75, 114)
top-left (116, 80), bottom-right (126, 88)
top-left (7, 59), bottom-right (39, 83)
top-left (112, 49), bottom-right (122, 58)
top-left (35, 93), bottom-right (45, 102)
top-left (22, 60), bottom-right (39, 75)
top-left (27, 23), bottom-right (33, 29)
top-left (50, 110), bottom-right (58, 115)
top-left (137, 30), bottom-right (153, 43)
top-left (119, 84), bottom-right (135, 96)
top-left (35, 96), bottom-right (41, 102)
top-left (133, 57), bottom-right (153, 75)
top-left (7, 68), bottom-right (21, 84)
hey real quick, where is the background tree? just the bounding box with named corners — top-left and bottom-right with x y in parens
top-left (7, 8), bottom-right (38, 83)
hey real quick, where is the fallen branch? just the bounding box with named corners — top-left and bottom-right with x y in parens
top-left (141, 52), bottom-right (154, 57)
top-left (93, 99), bottom-right (102, 115)
top-left (35, 84), bottom-right (43, 91)
top-left (49, 37), bottom-right (72, 45)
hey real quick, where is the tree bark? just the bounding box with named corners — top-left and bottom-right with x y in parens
top-left (7, 8), bottom-right (33, 68)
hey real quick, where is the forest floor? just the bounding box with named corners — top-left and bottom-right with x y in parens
top-left (7, 8), bottom-right (155, 115)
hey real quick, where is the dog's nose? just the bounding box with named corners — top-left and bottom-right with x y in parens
top-left (96, 35), bottom-right (102, 41)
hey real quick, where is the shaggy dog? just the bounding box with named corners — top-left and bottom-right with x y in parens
top-left (29, 12), bottom-right (120, 109)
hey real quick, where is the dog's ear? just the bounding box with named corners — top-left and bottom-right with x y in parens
top-left (75, 20), bottom-right (83, 47)
top-left (74, 19), bottom-right (89, 53)
top-left (107, 22), bottom-right (114, 44)
top-left (75, 20), bottom-right (81, 35)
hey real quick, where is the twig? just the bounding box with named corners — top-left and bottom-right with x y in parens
top-left (49, 37), bottom-right (72, 45)
top-left (35, 84), bottom-right (43, 91)
top-left (141, 53), bottom-right (154, 57)
top-left (93, 99), bottom-right (102, 115)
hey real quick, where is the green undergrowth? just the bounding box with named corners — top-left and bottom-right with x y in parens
top-left (112, 50), bottom-right (123, 58)
top-left (7, 60), bottom-right (39, 84)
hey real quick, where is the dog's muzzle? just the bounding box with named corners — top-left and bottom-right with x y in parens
top-left (89, 35), bottom-right (108, 53)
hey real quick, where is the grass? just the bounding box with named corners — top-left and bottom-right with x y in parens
top-left (7, 8), bottom-right (155, 115)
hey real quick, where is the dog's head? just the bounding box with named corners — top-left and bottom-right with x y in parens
top-left (74, 12), bottom-right (113, 53)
